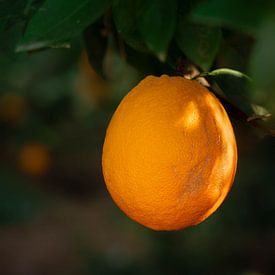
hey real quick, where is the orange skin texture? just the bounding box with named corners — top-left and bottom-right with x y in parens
top-left (102, 75), bottom-right (237, 231)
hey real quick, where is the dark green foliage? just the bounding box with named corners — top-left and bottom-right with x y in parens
top-left (0, 0), bottom-right (274, 136)
top-left (201, 69), bottom-right (256, 117)
top-left (190, 0), bottom-right (270, 35)
top-left (84, 21), bottom-right (108, 77)
top-left (176, 20), bottom-right (221, 70)
top-left (112, 0), bottom-right (147, 52)
top-left (137, 0), bottom-right (177, 60)
top-left (1, 0), bottom-right (273, 132)
top-left (249, 8), bottom-right (275, 115)
top-left (16, 0), bottom-right (111, 51)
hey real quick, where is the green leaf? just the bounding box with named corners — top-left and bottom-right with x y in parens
top-left (249, 9), bottom-right (275, 117)
top-left (124, 44), bottom-right (172, 76)
top-left (0, 0), bottom-right (27, 26)
top-left (138, 0), bottom-right (177, 61)
top-left (202, 68), bottom-right (270, 120)
top-left (191, 0), bottom-right (271, 35)
top-left (176, 20), bottom-right (221, 71)
top-left (16, 0), bottom-right (111, 52)
top-left (202, 68), bottom-right (251, 81)
top-left (112, 0), bottom-right (147, 52)
top-left (124, 45), bottom-right (157, 75)
top-left (23, 0), bottom-right (46, 21)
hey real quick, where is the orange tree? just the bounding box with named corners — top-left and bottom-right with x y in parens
top-left (1, 0), bottom-right (274, 133)
top-left (0, 0), bottom-right (275, 273)
top-left (1, 0), bottom-right (275, 229)
top-left (1, 0), bottom-right (275, 224)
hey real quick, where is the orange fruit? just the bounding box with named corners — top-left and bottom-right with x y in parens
top-left (102, 75), bottom-right (237, 231)
top-left (18, 143), bottom-right (51, 177)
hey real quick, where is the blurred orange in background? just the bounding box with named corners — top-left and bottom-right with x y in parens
top-left (18, 143), bottom-right (51, 177)
top-left (0, 94), bottom-right (27, 125)
top-left (76, 51), bottom-right (109, 107)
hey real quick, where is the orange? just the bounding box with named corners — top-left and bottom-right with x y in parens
top-left (18, 143), bottom-right (51, 176)
top-left (102, 75), bottom-right (237, 231)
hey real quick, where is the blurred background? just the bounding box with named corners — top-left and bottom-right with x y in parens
top-left (1, 0), bottom-right (275, 274)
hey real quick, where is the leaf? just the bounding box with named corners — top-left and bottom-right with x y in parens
top-left (84, 21), bottom-right (108, 77)
top-left (23, 0), bottom-right (46, 21)
top-left (0, 0), bottom-right (27, 26)
top-left (249, 8), bottom-right (275, 117)
top-left (124, 44), bottom-right (172, 76)
top-left (202, 68), bottom-right (251, 80)
top-left (176, 20), bottom-right (221, 71)
top-left (177, 0), bottom-right (201, 17)
top-left (191, 0), bottom-right (271, 35)
top-left (137, 0), bottom-right (177, 61)
top-left (112, 0), bottom-right (147, 52)
top-left (124, 45), bottom-right (157, 75)
top-left (201, 68), bottom-right (271, 120)
top-left (16, 0), bottom-right (111, 52)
